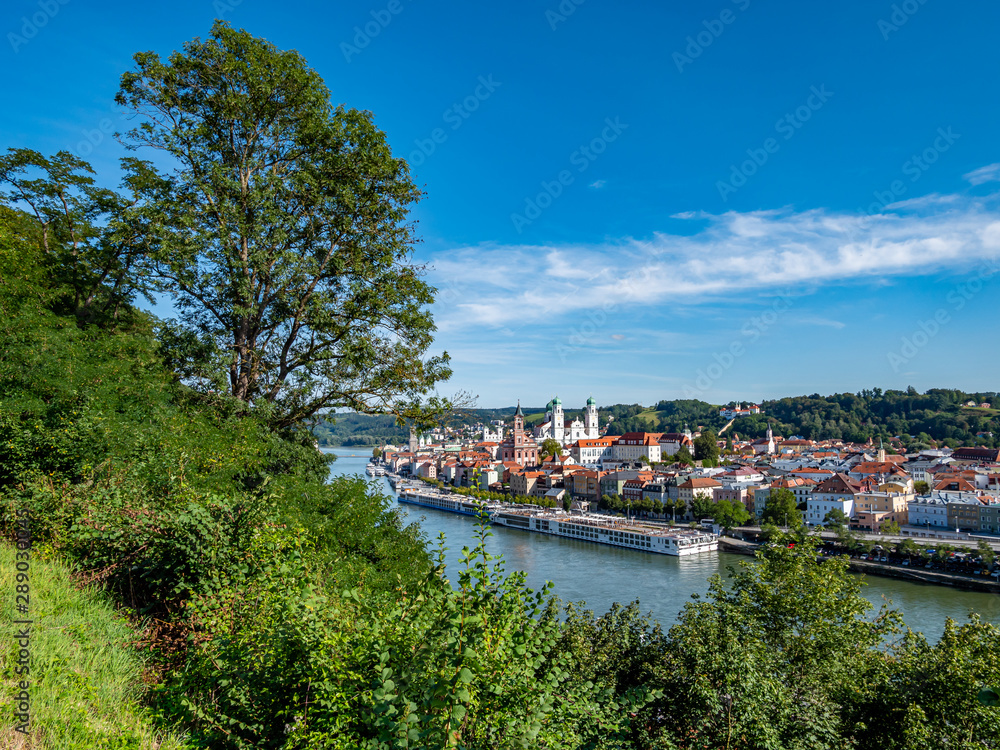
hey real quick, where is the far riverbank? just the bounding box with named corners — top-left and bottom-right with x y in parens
top-left (719, 537), bottom-right (1000, 593)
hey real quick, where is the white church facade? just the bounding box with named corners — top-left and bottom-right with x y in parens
top-left (482, 420), bottom-right (504, 443)
top-left (535, 397), bottom-right (600, 446)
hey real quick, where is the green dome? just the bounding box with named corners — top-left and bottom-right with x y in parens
top-left (552, 396), bottom-right (562, 405)
top-left (587, 396), bottom-right (596, 406)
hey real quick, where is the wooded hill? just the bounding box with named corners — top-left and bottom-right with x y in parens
top-left (602, 389), bottom-right (999, 449)
top-left (322, 389), bottom-right (999, 451)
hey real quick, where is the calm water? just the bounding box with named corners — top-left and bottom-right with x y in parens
top-left (325, 448), bottom-right (1000, 641)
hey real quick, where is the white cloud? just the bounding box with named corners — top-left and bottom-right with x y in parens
top-left (964, 163), bottom-right (1000, 186)
top-left (796, 316), bottom-right (846, 329)
top-left (429, 190), bottom-right (1000, 332)
top-left (589, 179), bottom-right (606, 189)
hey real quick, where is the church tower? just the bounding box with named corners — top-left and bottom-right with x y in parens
top-left (513, 401), bottom-right (525, 447)
top-left (408, 427), bottom-right (417, 453)
top-left (585, 396), bottom-right (599, 438)
top-left (877, 438), bottom-right (886, 463)
top-left (552, 397), bottom-right (564, 444)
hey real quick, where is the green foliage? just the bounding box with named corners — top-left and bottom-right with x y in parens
top-left (599, 388), bottom-right (1000, 449)
top-left (0, 544), bottom-right (188, 749)
top-left (659, 534), bottom-right (903, 748)
top-left (713, 498), bottom-right (750, 532)
top-left (842, 616), bottom-right (1000, 748)
top-left (116, 21), bottom-right (450, 428)
top-left (824, 507), bottom-right (850, 530)
top-left (540, 438), bottom-right (562, 460)
top-left (673, 446), bottom-right (695, 466)
top-left (688, 494), bottom-right (715, 522)
top-left (881, 519), bottom-right (901, 535)
top-left (313, 412), bottom-right (410, 447)
top-left (762, 487), bottom-right (802, 528)
top-left (693, 430), bottom-right (720, 463)
top-left (978, 540), bottom-right (995, 569)
top-left (0, 150), bottom-right (151, 329)
top-left (163, 523), bottom-right (655, 748)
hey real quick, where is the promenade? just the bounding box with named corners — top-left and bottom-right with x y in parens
top-left (719, 537), bottom-right (1000, 593)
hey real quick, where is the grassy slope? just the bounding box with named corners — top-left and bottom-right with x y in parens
top-left (635, 409), bottom-right (660, 427)
top-left (0, 544), bottom-right (188, 749)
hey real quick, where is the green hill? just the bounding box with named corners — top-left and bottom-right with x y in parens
top-left (318, 390), bottom-right (999, 450)
top-left (597, 389), bottom-right (999, 449)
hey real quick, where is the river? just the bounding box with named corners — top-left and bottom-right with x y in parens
top-left (325, 448), bottom-right (1000, 641)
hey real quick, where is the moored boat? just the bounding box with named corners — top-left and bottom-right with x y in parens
top-left (397, 487), bottom-right (497, 517)
top-left (490, 509), bottom-right (717, 556)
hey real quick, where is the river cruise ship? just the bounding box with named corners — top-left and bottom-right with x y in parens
top-left (397, 487), bottom-right (496, 517)
top-left (490, 509), bottom-right (718, 556)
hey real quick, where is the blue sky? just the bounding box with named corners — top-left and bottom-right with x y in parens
top-left (4, 0), bottom-right (1000, 409)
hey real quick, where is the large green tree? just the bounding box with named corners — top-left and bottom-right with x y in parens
top-left (0, 149), bottom-right (150, 328)
top-left (689, 493), bottom-right (715, 522)
top-left (659, 534), bottom-right (904, 748)
top-left (713, 497), bottom-right (751, 533)
top-left (539, 438), bottom-right (562, 460)
top-left (693, 429), bottom-right (720, 463)
top-left (762, 487), bottom-right (802, 528)
top-left (115, 22), bottom-right (450, 427)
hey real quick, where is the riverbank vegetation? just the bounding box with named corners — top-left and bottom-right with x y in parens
top-left (2, 22), bottom-right (999, 749)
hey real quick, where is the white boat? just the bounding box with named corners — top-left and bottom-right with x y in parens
top-left (397, 488), bottom-right (496, 517)
top-left (365, 462), bottom-right (376, 476)
top-left (490, 509), bottom-right (718, 556)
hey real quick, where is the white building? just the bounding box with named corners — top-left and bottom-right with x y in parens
top-left (536, 396), bottom-right (600, 446)
top-left (751, 426), bottom-right (776, 455)
top-left (611, 433), bottom-right (663, 463)
top-left (905, 496), bottom-right (948, 528)
top-left (659, 427), bottom-right (694, 457)
top-left (569, 437), bottom-right (615, 468)
top-left (482, 420), bottom-right (504, 443)
top-left (806, 473), bottom-right (861, 526)
top-left (719, 403), bottom-right (762, 419)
